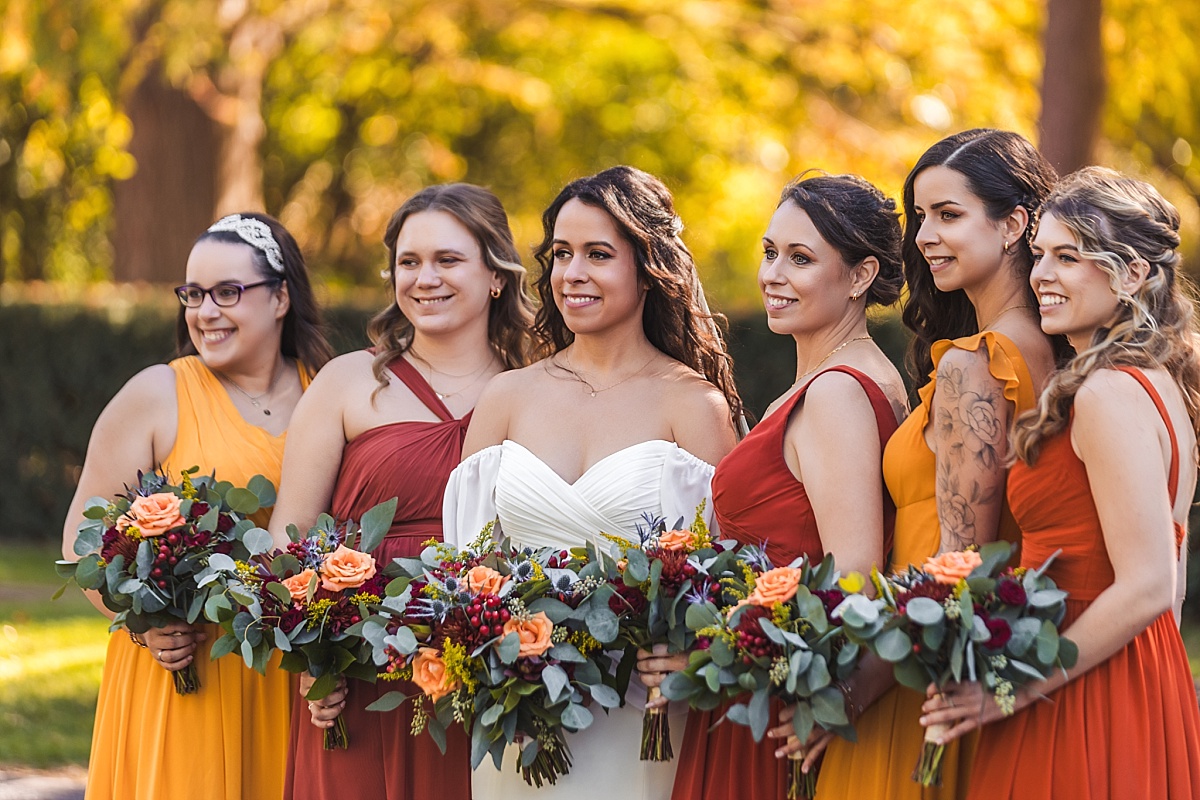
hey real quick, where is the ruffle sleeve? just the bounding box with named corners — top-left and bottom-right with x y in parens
top-left (658, 445), bottom-right (719, 535)
top-left (911, 330), bottom-right (1028, 433)
top-left (442, 445), bottom-right (503, 548)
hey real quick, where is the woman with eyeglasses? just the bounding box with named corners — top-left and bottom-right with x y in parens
top-left (63, 212), bottom-right (333, 800)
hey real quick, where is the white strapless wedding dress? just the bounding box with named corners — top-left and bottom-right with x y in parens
top-left (443, 439), bottom-right (717, 800)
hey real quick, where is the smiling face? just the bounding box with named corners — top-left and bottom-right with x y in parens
top-left (548, 198), bottom-right (646, 337)
top-left (184, 240), bottom-right (288, 372)
top-left (392, 209), bottom-right (500, 339)
top-left (912, 165), bottom-right (1013, 294)
top-left (1030, 211), bottom-right (1123, 348)
top-left (759, 201), bottom-right (857, 337)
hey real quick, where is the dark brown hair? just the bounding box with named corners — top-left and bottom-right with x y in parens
top-left (532, 165), bottom-right (743, 421)
top-left (779, 172), bottom-right (903, 307)
top-left (368, 183), bottom-right (535, 393)
top-left (176, 211), bottom-right (333, 376)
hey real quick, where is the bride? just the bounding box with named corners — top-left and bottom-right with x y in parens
top-left (443, 166), bottom-right (741, 798)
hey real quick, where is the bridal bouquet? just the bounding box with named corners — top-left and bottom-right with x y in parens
top-left (661, 553), bottom-right (863, 799)
top-left (363, 528), bottom-right (623, 787)
top-left (602, 504), bottom-right (760, 762)
top-left (57, 466), bottom-right (274, 694)
top-left (202, 498), bottom-right (397, 749)
top-left (837, 541), bottom-right (1077, 787)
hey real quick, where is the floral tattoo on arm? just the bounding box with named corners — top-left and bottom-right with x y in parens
top-left (932, 358), bottom-right (1007, 550)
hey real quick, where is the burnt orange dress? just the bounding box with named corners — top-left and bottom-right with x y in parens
top-left (85, 356), bottom-right (306, 800)
top-left (283, 355), bottom-right (472, 800)
top-left (967, 367), bottom-right (1200, 799)
top-left (671, 366), bottom-right (898, 799)
top-left (817, 331), bottom-right (1036, 800)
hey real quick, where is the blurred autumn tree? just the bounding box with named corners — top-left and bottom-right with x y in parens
top-left (2, 0), bottom-right (1197, 305)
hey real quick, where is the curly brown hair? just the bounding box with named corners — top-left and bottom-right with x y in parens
top-left (532, 166), bottom-right (743, 422)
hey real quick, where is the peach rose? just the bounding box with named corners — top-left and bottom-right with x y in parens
top-left (466, 565), bottom-right (509, 596)
top-left (658, 529), bottom-right (695, 551)
top-left (499, 612), bottom-right (554, 658)
top-left (319, 545), bottom-right (377, 591)
top-left (411, 647), bottom-right (460, 701)
top-left (282, 569), bottom-right (317, 603)
top-left (747, 566), bottom-right (804, 607)
top-left (924, 550), bottom-right (983, 585)
top-left (120, 493), bottom-right (186, 537)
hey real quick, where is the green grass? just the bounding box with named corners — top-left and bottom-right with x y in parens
top-left (0, 543), bottom-right (110, 768)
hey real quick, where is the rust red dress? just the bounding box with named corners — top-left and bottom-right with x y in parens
top-left (672, 366), bottom-right (899, 800)
top-left (283, 356), bottom-right (472, 800)
top-left (968, 367), bottom-right (1200, 799)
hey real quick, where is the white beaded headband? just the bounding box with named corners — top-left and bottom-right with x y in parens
top-left (206, 214), bottom-right (286, 274)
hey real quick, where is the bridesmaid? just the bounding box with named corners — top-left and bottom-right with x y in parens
top-left (921, 167), bottom-right (1200, 798)
top-left (660, 173), bottom-right (909, 799)
top-left (271, 184), bottom-right (535, 800)
top-left (65, 213), bottom-right (332, 800)
top-left (815, 129), bottom-right (1063, 799)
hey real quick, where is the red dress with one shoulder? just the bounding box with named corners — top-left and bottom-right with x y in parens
top-left (284, 356), bottom-right (472, 800)
top-left (671, 366), bottom-right (899, 799)
top-left (968, 367), bottom-right (1200, 799)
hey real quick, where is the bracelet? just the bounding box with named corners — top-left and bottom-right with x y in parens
top-left (127, 629), bottom-right (148, 649)
top-left (835, 679), bottom-right (864, 721)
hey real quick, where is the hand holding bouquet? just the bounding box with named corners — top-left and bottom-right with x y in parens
top-left (662, 553), bottom-right (864, 799)
top-left (364, 528), bottom-right (623, 787)
top-left (57, 466), bottom-right (275, 694)
top-left (203, 497), bottom-right (397, 749)
top-left (837, 541), bottom-right (1078, 786)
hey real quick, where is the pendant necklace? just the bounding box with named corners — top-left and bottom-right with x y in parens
top-left (555, 351), bottom-right (658, 397)
top-left (219, 366), bottom-right (282, 416)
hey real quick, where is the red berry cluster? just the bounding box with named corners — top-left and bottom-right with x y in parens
top-left (466, 593), bottom-right (511, 640)
top-left (545, 550), bottom-right (572, 568)
top-left (148, 532), bottom-right (185, 588)
top-left (733, 605), bottom-right (783, 663)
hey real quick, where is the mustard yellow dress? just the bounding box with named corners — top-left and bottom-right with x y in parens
top-left (85, 356), bottom-right (306, 800)
top-left (816, 332), bottom-right (1035, 800)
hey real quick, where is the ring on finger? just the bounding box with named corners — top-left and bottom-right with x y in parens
top-left (157, 650), bottom-right (164, 659)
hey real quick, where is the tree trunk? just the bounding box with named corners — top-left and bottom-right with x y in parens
top-left (1038, 0), bottom-right (1106, 175)
top-left (111, 71), bottom-right (220, 283)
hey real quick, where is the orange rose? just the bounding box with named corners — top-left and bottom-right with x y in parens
top-left (924, 550), bottom-right (983, 585)
top-left (466, 565), bottom-right (509, 596)
top-left (747, 566), bottom-right (804, 607)
top-left (411, 647), bottom-right (460, 701)
top-left (658, 529), bottom-right (695, 551)
top-left (120, 493), bottom-right (186, 537)
top-left (319, 545), bottom-right (377, 591)
top-left (499, 612), bottom-right (554, 658)
top-left (282, 569), bottom-right (316, 603)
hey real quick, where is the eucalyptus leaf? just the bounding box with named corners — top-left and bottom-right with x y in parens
top-left (905, 596), bottom-right (945, 626)
top-left (366, 691), bottom-right (409, 713)
top-left (242, 527), bottom-right (273, 556)
top-left (357, 497), bottom-right (399, 554)
top-left (225, 487), bottom-right (261, 516)
top-left (247, 474), bottom-right (277, 508)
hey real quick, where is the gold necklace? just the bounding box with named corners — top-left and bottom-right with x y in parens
top-left (795, 335), bottom-right (872, 384)
top-left (218, 366), bottom-right (283, 416)
top-left (411, 356), bottom-right (494, 400)
top-left (980, 304), bottom-right (1035, 331)
top-left (554, 351), bottom-right (658, 398)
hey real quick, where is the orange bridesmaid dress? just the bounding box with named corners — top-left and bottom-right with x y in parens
top-left (84, 356), bottom-right (306, 800)
top-left (817, 332), bottom-right (1036, 800)
top-left (966, 367), bottom-right (1200, 799)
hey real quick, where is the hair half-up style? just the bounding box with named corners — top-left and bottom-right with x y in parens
top-left (900, 129), bottom-right (1068, 385)
top-left (1011, 167), bottom-right (1200, 464)
top-left (779, 171), bottom-right (903, 308)
top-left (368, 184), bottom-right (535, 398)
top-left (178, 211), bottom-right (334, 377)
top-left (532, 165), bottom-right (744, 424)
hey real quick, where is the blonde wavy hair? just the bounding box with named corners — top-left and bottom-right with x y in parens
top-left (1012, 167), bottom-right (1200, 464)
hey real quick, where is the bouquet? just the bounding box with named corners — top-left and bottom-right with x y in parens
top-left (837, 541), bottom-right (1078, 786)
top-left (602, 503), bottom-right (757, 762)
top-left (57, 466), bottom-right (275, 694)
top-left (203, 498), bottom-right (397, 749)
top-left (363, 527), bottom-right (624, 787)
top-left (662, 553), bottom-right (863, 799)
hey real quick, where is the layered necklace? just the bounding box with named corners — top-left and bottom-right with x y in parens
top-left (411, 353), bottom-right (495, 400)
